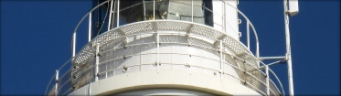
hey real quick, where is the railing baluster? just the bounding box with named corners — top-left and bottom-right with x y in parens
top-left (266, 65), bottom-right (270, 96)
top-left (191, 0), bottom-right (194, 22)
top-left (223, 2), bottom-right (226, 32)
top-left (143, 0), bottom-right (146, 20)
top-left (247, 21), bottom-right (250, 50)
top-left (156, 32), bottom-right (159, 70)
top-left (108, 0), bottom-right (113, 31)
top-left (72, 32), bottom-right (76, 57)
top-left (88, 13), bottom-right (92, 42)
top-left (95, 43), bottom-right (100, 81)
top-left (219, 40), bottom-right (223, 78)
top-left (55, 70), bottom-right (59, 96)
top-left (116, 0), bottom-right (120, 27)
top-left (153, 0), bottom-right (155, 20)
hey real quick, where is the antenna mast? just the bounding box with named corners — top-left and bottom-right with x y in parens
top-left (284, 0), bottom-right (299, 95)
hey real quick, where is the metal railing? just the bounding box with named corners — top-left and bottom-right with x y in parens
top-left (46, 0), bottom-right (284, 96)
top-left (46, 21), bottom-right (284, 96)
top-left (72, 0), bottom-right (260, 58)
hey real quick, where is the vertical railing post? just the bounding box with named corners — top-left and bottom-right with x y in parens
top-left (246, 21), bottom-right (250, 50)
top-left (108, 0), bottom-right (114, 31)
top-left (265, 65), bottom-right (270, 96)
top-left (256, 42), bottom-right (259, 58)
top-left (191, 0), bottom-right (193, 22)
top-left (88, 13), bottom-right (92, 42)
top-left (54, 70), bottom-right (59, 96)
top-left (95, 43), bottom-right (100, 81)
top-left (116, 0), bottom-right (120, 27)
top-left (219, 40), bottom-right (223, 78)
top-left (223, 2), bottom-right (226, 32)
top-left (156, 32), bottom-right (159, 70)
top-left (143, 0), bottom-right (146, 20)
top-left (106, 62), bottom-right (108, 79)
top-left (153, 0), bottom-right (155, 20)
top-left (72, 32), bottom-right (76, 57)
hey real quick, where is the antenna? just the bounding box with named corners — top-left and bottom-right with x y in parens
top-left (288, 0), bottom-right (299, 16)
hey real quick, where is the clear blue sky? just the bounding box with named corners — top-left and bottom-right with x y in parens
top-left (1, 0), bottom-right (339, 95)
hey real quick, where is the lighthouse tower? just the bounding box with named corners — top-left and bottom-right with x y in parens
top-left (46, 0), bottom-right (298, 95)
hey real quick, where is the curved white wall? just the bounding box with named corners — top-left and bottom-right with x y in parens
top-left (69, 71), bottom-right (260, 95)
